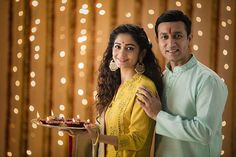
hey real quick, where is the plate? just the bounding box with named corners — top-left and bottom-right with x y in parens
top-left (31, 119), bottom-right (86, 130)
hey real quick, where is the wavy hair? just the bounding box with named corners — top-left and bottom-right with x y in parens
top-left (96, 24), bottom-right (163, 115)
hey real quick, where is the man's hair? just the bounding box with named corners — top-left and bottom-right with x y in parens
top-left (155, 10), bottom-right (192, 36)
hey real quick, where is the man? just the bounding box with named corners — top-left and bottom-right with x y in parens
top-left (136, 10), bottom-right (228, 157)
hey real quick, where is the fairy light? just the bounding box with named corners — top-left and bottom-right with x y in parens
top-left (175, 1), bottom-right (182, 7)
top-left (34, 54), bottom-right (39, 60)
top-left (31, 27), bottom-right (37, 33)
top-left (61, 0), bottom-right (67, 4)
top-left (59, 104), bottom-right (65, 111)
top-left (80, 45), bottom-right (86, 51)
top-left (99, 10), bottom-right (106, 15)
top-left (13, 108), bottom-right (19, 114)
top-left (58, 131), bottom-right (64, 136)
top-left (224, 64), bottom-right (229, 70)
top-left (26, 150), bottom-right (32, 156)
top-left (77, 89), bottom-right (84, 96)
top-left (18, 11), bottom-right (24, 16)
top-left (32, 123), bottom-right (37, 129)
top-left (77, 62), bottom-right (84, 69)
top-left (13, 66), bottom-right (18, 72)
top-left (58, 140), bottom-right (64, 146)
top-left (148, 9), bottom-right (155, 15)
top-left (59, 51), bottom-right (65, 58)
top-left (29, 105), bottom-right (35, 112)
top-left (125, 12), bottom-right (131, 18)
top-left (96, 3), bottom-right (102, 8)
top-left (7, 152), bottom-right (13, 157)
top-left (17, 52), bottom-right (22, 59)
top-left (224, 35), bottom-right (229, 41)
top-left (32, 0), bottom-right (39, 7)
top-left (29, 35), bottom-right (35, 41)
top-left (197, 30), bottom-right (203, 36)
top-left (223, 49), bottom-right (228, 55)
top-left (60, 6), bottom-right (66, 12)
top-left (35, 19), bottom-right (40, 25)
top-left (80, 18), bottom-right (86, 24)
top-left (196, 17), bottom-right (201, 22)
top-left (82, 4), bottom-right (88, 9)
top-left (15, 95), bottom-right (20, 101)
top-left (30, 71), bottom-right (36, 78)
top-left (147, 23), bottom-right (154, 29)
top-left (15, 80), bottom-right (20, 87)
top-left (226, 6), bottom-right (231, 11)
top-left (193, 44), bottom-right (199, 51)
top-left (18, 25), bottom-right (23, 31)
top-left (31, 80), bottom-right (36, 87)
top-left (60, 77), bottom-right (66, 84)
top-left (80, 29), bottom-right (87, 35)
top-left (34, 45), bottom-right (40, 52)
top-left (82, 98), bottom-right (88, 105)
top-left (17, 39), bottom-right (23, 45)
top-left (227, 19), bottom-right (232, 25)
top-left (196, 3), bottom-right (202, 8)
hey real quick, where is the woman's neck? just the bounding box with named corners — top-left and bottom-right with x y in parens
top-left (120, 69), bottom-right (136, 83)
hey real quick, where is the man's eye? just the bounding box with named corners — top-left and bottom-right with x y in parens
top-left (174, 34), bottom-right (183, 39)
top-left (161, 35), bottom-right (168, 40)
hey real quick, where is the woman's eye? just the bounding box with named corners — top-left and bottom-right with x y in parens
top-left (114, 45), bottom-right (120, 49)
top-left (127, 47), bottom-right (134, 51)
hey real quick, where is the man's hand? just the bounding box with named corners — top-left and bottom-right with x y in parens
top-left (136, 86), bottom-right (162, 120)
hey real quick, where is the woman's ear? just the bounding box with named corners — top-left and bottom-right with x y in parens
top-left (139, 49), bottom-right (147, 62)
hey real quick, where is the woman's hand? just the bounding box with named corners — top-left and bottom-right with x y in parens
top-left (84, 123), bottom-right (99, 141)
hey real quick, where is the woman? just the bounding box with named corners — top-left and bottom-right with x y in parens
top-left (85, 24), bottom-right (163, 157)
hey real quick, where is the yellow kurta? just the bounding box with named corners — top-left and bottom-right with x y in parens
top-left (105, 74), bottom-right (156, 157)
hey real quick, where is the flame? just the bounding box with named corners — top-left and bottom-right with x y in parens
top-left (76, 114), bottom-right (80, 119)
top-left (51, 110), bottom-right (54, 116)
top-left (46, 117), bottom-right (49, 122)
top-left (87, 119), bottom-right (90, 123)
top-left (72, 118), bottom-right (75, 122)
top-left (36, 111), bottom-right (40, 118)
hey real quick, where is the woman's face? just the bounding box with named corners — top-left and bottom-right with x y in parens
top-left (112, 33), bottom-right (140, 71)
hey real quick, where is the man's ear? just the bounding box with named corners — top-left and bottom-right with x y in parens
top-left (188, 34), bottom-right (193, 42)
top-left (155, 36), bottom-right (159, 44)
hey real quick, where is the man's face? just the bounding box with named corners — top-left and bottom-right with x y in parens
top-left (157, 21), bottom-right (191, 67)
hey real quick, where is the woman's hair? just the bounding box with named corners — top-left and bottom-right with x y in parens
top-left (96, 24), bottom-right (163, 115)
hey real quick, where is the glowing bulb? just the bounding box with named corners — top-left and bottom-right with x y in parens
top-left (59, 51), bottom-right (65, 57)
top-left (34, 54), bottom-right (40, 60)
top-left (60, 77), bottom-right (66, 84)
top-left (193, 45), bottom-right (199, 51)
top-left (147, 23), bottom-right (154, 29)
top-left (18, 25), bottom-right (23, 31)
top-left (96, 3), bottom-right (102, 8)
top-left (196, 17), bottom-right (201, 22)
top-left (35, 19), bottom-right (41, 25)
top-left (224, 35), bottom-right (229, 41)
top-left (26, 150), bottom-right (32, 155)
top-left (222, 49), bottom-right (228, 55)
top-left (58, 140), bottom-right (64, 145)
top-left (196, 3), bottom-right (202, 8)
top-left (18, 11), bottom-right (23, 16)
top-left (176, 1), bottom-right (181, 7)
top-left (148, 9), bottom-right (154, 15)
top-left (99, 10), bottom-right (106, 15)
top-left (29, 35), bottom-right (35, 41)
top-left (35, 45), bottom-right (40, 52)
top-left (60, 6), bottom-right (66, 12)
top-left (125, 12), bottom-right (131, 18)
top-left (77, 89), bottom-right (84, 95)
top-left (82, 98), bottom-right (88, 105)
top-left (197, 30), bottom-right (203, 36)
top-left (15, 80), bottom-right (20, 86)
top-left (224, 64), bottom-right (229, 70)
top-left (32, 0), bottom-right (39, 7)
top-left (30, 71), bottom-right (35, 78)
top-left (17, 52), bottom-right (22, 59)
top-left (13, 66), bottom-right (18, 72)
top-left (29, 105), bottom-right (35, 112)
top-left (78, 62), bottom-right (84, 69)
top-left (31, 80), bottom-right (36, 87)
top-left (14, 108), bottom-right (19, 114)
top-left (59, 104), bottom-right (65, 111)
top-left (82, 4), bottom-right (88, 9)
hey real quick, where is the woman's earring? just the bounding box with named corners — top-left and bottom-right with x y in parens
top-left (135, 62), bottom-right (145, 74)
top-left (109, 59), bottom-right (118, 71)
